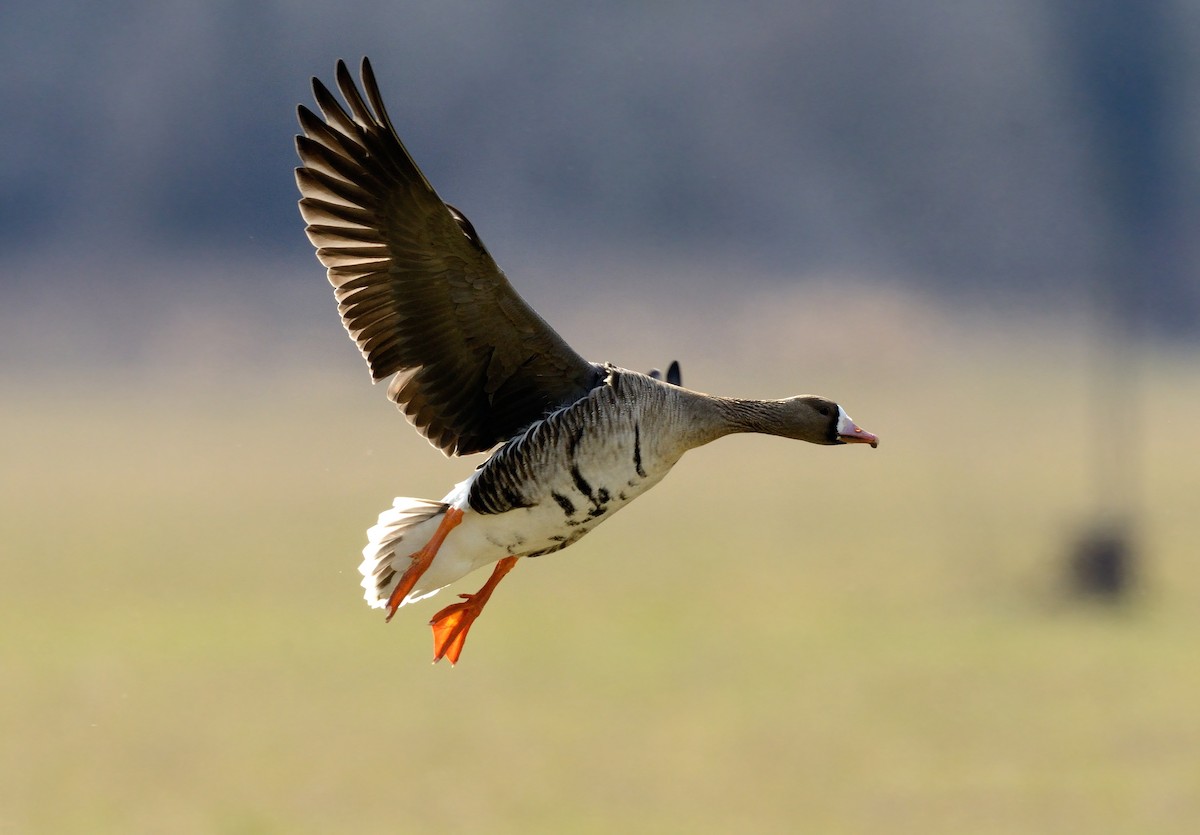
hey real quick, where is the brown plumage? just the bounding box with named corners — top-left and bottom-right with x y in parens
top-left (296, 58), bottom-right (601, 455)
top-left (295, 59), bottom-right (878, 664)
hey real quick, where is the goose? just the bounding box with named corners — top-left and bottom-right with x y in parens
top-left (295, 59), bottom-right (878, 665)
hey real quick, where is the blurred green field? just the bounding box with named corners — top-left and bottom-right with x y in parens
top-left (3, 303), bottom-right (1199, 834)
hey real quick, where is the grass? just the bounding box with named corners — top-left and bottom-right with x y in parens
top-left (3, 304), bottom-right (1199, 834)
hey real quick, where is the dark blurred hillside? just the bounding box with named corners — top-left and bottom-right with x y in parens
top-left (2, 1), bottom-right (1196, 331)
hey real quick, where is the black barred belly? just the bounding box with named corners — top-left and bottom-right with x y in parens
top-left (466, 421), bottom-right (666, 558)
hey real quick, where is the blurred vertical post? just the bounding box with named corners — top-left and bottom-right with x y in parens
top-left (1061, 0), bottom-right (1175, 599)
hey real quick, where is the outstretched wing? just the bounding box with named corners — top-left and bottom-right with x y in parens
top-left (295, 58), bottom-right (601, 455)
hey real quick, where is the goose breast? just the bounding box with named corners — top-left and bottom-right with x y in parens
top-left (467, 369), bottom-right (685, 556)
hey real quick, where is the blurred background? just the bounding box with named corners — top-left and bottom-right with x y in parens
top-left (3, 1), bottom-right (1198, 832)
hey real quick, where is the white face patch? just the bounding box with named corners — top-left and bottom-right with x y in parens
top-left (835, 405), bottom-right (856, 436)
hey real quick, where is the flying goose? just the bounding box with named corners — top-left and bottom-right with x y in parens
top-left (295, 59), bottom-right (878, 665)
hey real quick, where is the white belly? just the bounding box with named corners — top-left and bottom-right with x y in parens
top-left (364, 436), bottom-right (676, 609)
top-left (361, 371), bottom-right (688, 609)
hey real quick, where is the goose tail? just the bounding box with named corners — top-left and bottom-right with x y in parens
top-left (358, 497), bottom-right (449, 609)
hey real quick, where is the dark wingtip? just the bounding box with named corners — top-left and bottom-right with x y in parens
top-left (648, 361), bottom-right (682, 385)
top-left (335, 57), bottom-right (353, 89)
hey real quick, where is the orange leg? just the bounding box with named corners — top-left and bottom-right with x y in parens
top-left (384, 507), bottom-right (464, 622)
top-left (429, 556), bottom-right (519, 665)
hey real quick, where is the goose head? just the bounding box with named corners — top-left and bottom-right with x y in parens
top-left (761, 396), bottom-right (879, 447)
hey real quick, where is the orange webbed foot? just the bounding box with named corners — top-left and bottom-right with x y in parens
top-left (428, 556), bottom-right (519, 665)
top-left (429, 596), bottom-right (479, 665)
